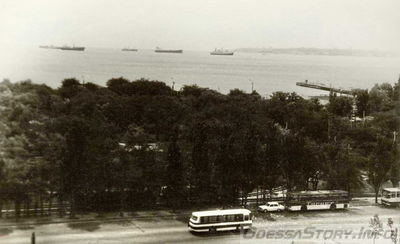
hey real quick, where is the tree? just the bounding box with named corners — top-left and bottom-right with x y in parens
top-left (354, 89), bottom-right (369, 117)
top-left (327, 92), bottom-right (353, 118)
top-left (367, 136), bottom-right (395, 203)
top-left (59, 78), bottom-right (82, 99)
top-left (58, 117), bottom-right (90, 217)
top-left (369, 83), bottom-right (394, 113)
top-left (320, 142), bottom-right (363, 194)
top-left (257, 123), bottom-right (283, 202)
top-left (190, 120), bottom-right (213, 204)
top-left (165, 133), bottom-right (185, 210)
top-left (2, 76), bottom-right (399, 215)
top-left (106, 77), bottom-right (131, 95)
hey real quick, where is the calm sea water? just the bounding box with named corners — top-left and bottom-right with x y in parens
top-left (0, 47), bottom-right (399, 97)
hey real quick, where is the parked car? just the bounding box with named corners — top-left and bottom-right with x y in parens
top-left (258, 202), bottom-right (285, 212)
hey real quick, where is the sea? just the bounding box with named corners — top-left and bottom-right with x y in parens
top-left (0, 47), bottom-right (399, 98)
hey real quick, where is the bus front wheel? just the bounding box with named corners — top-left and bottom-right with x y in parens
top-left (330, 204), bottom-right (336, 210)
top-left (301, 205), bottom-right (307, 211)
top-left (209, 227), bottom-right (216, 233)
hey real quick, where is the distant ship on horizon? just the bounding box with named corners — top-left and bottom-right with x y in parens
top-left (39, 45), bottom-right (60, 49)
top-left (60, 44), bottom-right (85, 51)
top-left (122, 47), bottom-right (138, 52)
top-left (154, 47), bottom-right (183, 53)
top-left (210, 48), bottom-right (234, 56)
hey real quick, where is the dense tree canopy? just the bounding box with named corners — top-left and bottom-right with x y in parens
top-left (0, 77), bottom-right (398, 215)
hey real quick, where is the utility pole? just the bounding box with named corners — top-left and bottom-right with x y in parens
top-left (363, 110), bottom-right (366, 126)
top-left (170, 77), bottom-right (175, 90)
top-left (31, 232), bottom-right (35, 244)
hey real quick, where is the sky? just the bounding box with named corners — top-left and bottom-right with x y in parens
top-left (0, 0), bottom-right (399, 51)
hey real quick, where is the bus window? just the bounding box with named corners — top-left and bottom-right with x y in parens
top-left (200, 216), bottom-right (209, 224)
top-left (235, 214), bottom-right (243, 221)
top-left (209, 216), bottom-right (218, 223)
top-left (225, 215), bottom-right (235, 222)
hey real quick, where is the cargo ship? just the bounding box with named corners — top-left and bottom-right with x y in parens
top-left (154, 47), bottom-right (183, 53)
top-left (60, 45), bottom-right (85, 51)
top-left (210, 48), bottom-right (234, 55)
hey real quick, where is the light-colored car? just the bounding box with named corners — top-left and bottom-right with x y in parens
top-left (258, 202), bottom-right (285, 212)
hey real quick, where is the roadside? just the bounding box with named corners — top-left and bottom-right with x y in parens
top-left (1, 204), bottom-right (400, 244)
top-left (0, 210), bottom-right (191, 228)
top-left (0, 197), bottom-right (381, 228)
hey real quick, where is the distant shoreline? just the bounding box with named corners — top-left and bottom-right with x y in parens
top-left (235, 47), bottom-right (398, 57)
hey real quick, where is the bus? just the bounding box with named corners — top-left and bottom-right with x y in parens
top-left (188, 209), bottom-right (252, 232)
top-left (286, 190), bottom-right (349, 211)
top-left (381, 188), bottom-right (400, 207)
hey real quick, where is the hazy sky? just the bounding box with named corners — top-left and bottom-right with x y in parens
top-left (1, 0), bottom-right (399, 51)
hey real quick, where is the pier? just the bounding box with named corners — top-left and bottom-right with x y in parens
top-left (296, 80), bottom-right (354, 95)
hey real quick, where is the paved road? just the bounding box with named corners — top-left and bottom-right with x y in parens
top-left (1, 205), bottom-right (400, 244)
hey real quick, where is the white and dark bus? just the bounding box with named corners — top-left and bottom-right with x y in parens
top-left (188, 209), bottom-right (252, 232)
top-left (286, 190), bottom-right (350, 211)
top-left (381, 188), bottom-right (400, 207)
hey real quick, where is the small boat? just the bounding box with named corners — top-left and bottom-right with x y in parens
top-left (210, 48), bottom-right (234, 56)
top-left (122, 48), bottom-right (138, 52)
top-left (60, 45), bottom-right (85, 51)
top-left (154, 47), bottom-right (183, 53)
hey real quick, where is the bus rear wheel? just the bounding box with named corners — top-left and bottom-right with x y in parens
top-left (301, 205), bottom-right (307, 211)
top-left (330, 204), bottom-right (336, 210)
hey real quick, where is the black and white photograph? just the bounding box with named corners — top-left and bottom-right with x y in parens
top-left (0, 0), bottom-right (399, 243)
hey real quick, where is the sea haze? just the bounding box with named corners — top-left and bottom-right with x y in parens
top-left (0, 46), bottom-right (399, 97)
